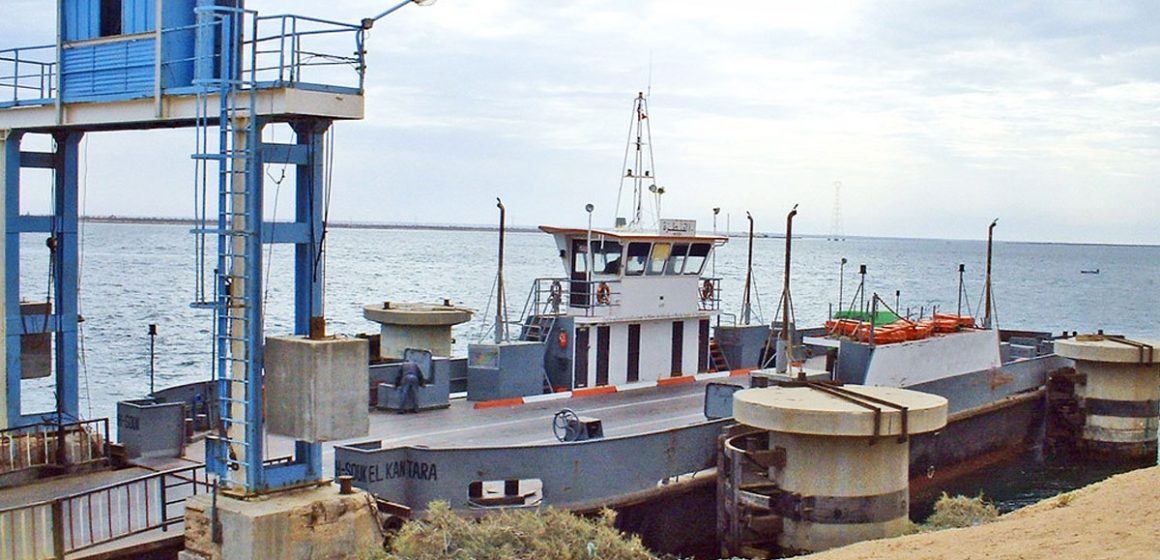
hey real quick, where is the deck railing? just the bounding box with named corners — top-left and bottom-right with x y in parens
top-left (249, 13), bottom-right (367, 92)
top-left (0, 9), bottom-right (367, 107)
top-left (0, 44), bottom-right (56, 106)
top-left (0, 463), bottom-right (209, 560)
top-left (0, 419), bottom-right (109, 477)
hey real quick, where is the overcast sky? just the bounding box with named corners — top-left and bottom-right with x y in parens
top-left (3, 1), bottom-right (1158, 244)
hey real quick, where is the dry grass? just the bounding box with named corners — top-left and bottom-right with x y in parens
top-left (919, 492), bottom-right (999, 531)
top-left (379, 501), bottom-right (659, 560)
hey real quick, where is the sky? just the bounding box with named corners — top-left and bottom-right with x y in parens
top-left (2, 0), bottom-right (1158, 244)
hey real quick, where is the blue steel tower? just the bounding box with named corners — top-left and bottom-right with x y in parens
top-left (0, 0), bottom-right (428, 495)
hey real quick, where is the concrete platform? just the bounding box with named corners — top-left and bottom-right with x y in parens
top-left (733, 385), bottom-right (948, 436)
top-left (0, 88), bottom-right (364, 132)
top-left (1055, 337), bottom-right (1159, 363)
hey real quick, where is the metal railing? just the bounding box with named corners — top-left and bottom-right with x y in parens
top-left (0, 44), bottom-right (56, 106)
top-left (0, 419), bottom-right (109, 477)
top-left (0, 10), bottom-right (367, 107)
top-left (250, 13), bottom-right (367, 92)
top-left (0, 463), bottom-right (209, 560)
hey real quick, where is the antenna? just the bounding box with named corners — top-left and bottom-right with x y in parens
top-left (647, 51), bottom-right (653, 98)
top-left (829, 180), bottom-right (844, 241)
top-left (616, 92), bottom-right (656, 230)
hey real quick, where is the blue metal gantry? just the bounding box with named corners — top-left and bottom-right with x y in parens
top-left (0, 0), bottom-right (426, 495)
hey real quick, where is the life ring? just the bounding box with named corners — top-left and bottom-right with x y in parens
top-left (700, 279), bottom-right (715, 302)
top-left (557, 330), bottom-right (568, 349)
top-left (596, 282), bottom-right (612, 305)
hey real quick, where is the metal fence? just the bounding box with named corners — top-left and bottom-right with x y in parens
top-left (0, 44), bottom-right (56, 106)
top-left (0, 464), bottom-right (209, 560)
top-left (0, 420), bottom-right (109, 477)
top-left (0, 10), bottom-right (367, 106)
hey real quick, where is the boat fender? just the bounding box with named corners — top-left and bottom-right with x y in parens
top-left (596, 282), bottom-right (612, 305)
top-left (700, 279), bottom-right (715, 302)
top-left (558, 330), bottom-right (568, 349)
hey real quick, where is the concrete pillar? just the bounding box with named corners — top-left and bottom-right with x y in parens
top-left (363, 302), bottom-right (472, 359)
top-left (1055, 337), bottom-right (1160, 459)
top-left (731, 385), bottom-right (947, 554)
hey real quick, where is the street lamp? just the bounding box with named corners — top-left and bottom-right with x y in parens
top-left (362, 0), bottom-right (437, 28)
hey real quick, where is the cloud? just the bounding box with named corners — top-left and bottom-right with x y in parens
top-left (2, 0), bottom-right (1156, 243)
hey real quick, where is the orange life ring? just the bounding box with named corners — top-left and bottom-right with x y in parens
top-left (557, 330), bottom-right (568, 349)
top-left (596, 282), bottom-right (612, 305)
top-left (700, 279), bottom-right (715, 302)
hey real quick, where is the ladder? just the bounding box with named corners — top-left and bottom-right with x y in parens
top-left (191, 6), bottom-right (262, 492)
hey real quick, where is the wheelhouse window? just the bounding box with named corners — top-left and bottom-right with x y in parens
top-left (684, 243), bottom-right (711, 275)
top-left (647, 243), bottom-right (671, 275)
top-left (572, 243), bottom-right (588, 274)
top-left (625, 242), bottom-right (650, 276)
top-left (665, 244), bottom-right (689, 275)
top-left (590, 240), bottom-right (623, 277)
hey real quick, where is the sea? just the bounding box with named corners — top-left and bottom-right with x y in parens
top-left (16, 221), bottom-right (1160, 513)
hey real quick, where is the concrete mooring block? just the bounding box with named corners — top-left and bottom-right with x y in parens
top-left (182, 485), bottom-right (381, 560)
top-left (265, 336), bottom-right (369, 442)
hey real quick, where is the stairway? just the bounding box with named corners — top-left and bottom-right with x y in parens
top-left (709, 338), bottom-right (731, 372)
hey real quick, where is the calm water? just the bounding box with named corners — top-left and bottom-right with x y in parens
top-left (19, 222), bottom-right (1160, 426)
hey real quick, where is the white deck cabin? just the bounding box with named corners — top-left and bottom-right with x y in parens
top-left (536, 224), bottom-right (727, 388)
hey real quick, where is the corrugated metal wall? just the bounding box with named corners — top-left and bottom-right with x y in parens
top-left (121, 0), bottom-right (156, 34)
top-left (62, 0), bottom-right (101, 41)
top-left (61, 39), bottom-right (155, 102)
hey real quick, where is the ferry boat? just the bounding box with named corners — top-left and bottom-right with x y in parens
top-left (323, 97), bottom-right (1067, 553)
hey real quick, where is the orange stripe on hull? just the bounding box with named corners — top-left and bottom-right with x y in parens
top-left (472, 397), bottom-right (525, 410)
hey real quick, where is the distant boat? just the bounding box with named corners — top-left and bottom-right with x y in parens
top-left (1081, 268), bottom-right (1100, 274)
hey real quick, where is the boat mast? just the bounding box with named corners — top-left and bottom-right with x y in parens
top-left (617, 92), bottom-right (655, 230)
top-left (983, 218), bottom-right (997, 329)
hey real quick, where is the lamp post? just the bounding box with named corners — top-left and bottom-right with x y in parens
top-left (838, 257), bottom-right (847, 317)
top-left (585, 203), bottom-right (594, 315)
top-left (712, 207), bottom-right (720, 279)
top-left (362, 0), bottom-right (437, 28)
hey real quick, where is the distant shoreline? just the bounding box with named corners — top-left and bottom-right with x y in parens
top-left (74, 216), bottom-right (1156, 247)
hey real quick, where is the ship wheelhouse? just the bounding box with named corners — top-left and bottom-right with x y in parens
top-left (531, 225), bottom-right (727, 389)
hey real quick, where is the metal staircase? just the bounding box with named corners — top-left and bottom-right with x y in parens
top-left (708, 338), bottom-right (731, 373)
top-left (190, 6), bottom-right (264, 492)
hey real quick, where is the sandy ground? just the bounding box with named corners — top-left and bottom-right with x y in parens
top-left (801, 465), bottom-right (1160, 560)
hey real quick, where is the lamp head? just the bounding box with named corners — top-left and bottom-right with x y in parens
top-left (585, 203), bottom-right (594, 213)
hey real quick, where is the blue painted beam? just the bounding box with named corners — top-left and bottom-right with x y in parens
top-left (292, 119), bottom-right (329, 337)
top-left (6, 315), bottom-right (73, 335)
top-left (13, 215), bottom-right (55, 233)
top-left (4, 131), bottom-right (23, 427)
top-left (260, 221), bottom-right (310, 244)
top-left (259, 143), bottom-right (310, 165)
top-left (19, 152), bottom-right (55, 169)
top-left (52, 131), bottom-right (83, 423)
